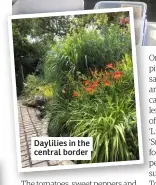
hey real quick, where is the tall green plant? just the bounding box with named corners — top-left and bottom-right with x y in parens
top-left (44, 24), bottom-right (131, 86)
top-left (48, 55), bottom-right (139, 162)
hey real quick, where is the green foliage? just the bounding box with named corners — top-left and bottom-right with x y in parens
top-left (47, 98), bottom-right (70, 137)
top-left (68, 55), bottom-right (138, 162)
top-left (44, 23), bottom-right (131, 91)
top-left (69, 12), bottom-right (129, 33)
top-left (22, 75), bottom-right (53, 100)
top-left (101, 24), bottom-right (131, 61)
top-left (48, 55), bottom-right (139, 163)
top-left (12, 21), bottom-right (48, 95)
top-left (13, 12), bottom-right (130, 95)
top-left (69, 14), bottom-right (108, 33)
top-left (13, 12), bottom-right (138, 163)
top-left (30, 16), bottom-right (72, 40)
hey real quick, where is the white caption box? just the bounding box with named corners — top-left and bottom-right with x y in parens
top-left (31, 137), bottom-right (93, 161)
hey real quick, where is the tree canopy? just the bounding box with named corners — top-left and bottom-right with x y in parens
top-left (12, 11), bottom-right (129, 94)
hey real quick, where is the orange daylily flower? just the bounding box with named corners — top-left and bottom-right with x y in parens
top-left (112, 71), bottom-right (123, 79)
top-left (91, 81), bottom-right (98, 88)
top-left (103, 80), bottom-right (111, 86)
top-left (73, 91), bottom-right (79, 97)
top-left (85, 87), bottom-right (95, 93)
top-left (106, 63), bottom-right (114, 69)
top-left (83, 80), bottom-right (90, 86)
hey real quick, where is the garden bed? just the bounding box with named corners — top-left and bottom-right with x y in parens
top-left (13, 10), bottom-right (139, 165)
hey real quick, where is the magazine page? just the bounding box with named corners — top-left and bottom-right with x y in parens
top-left (0, 0), bottom-right (156, 184)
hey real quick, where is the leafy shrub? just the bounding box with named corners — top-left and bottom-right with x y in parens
top-left (13, 21), bottom-right (47, 95)
top-left (45, 16), bottom-right (138, 163)
top-left (48, 55), bottom-right (139, 162)
top-left (44, 23), bottom-right (131, 85)
top-left (22, 75), bottom-right (53, 100)
top-left (100, 24), bottom-right (131, 62)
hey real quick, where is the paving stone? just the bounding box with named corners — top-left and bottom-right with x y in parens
top-left (20, 130), bottom-right (25, 134)
top-left (48, 160), bottom-right (59, 166)
top-left (23, 119), bottom-right (31, 122)
top-left (26, 136), bottom-right (33, 140)
top-left (23, 119), bottom-right (31, 123)
top-left (25, 128), bottom-right (35, 132)
top-left (26, 134), bottom-right (33, 138)
top-left (20, 126), bottom-right (24, 129)
top-left (26, 138), bottom-right (33, 143)
top-left (29, 149), bottom-right (32, 156)
top-left (20, 138), bottom-right (26, 143)
top-left (31, 160), bottom-right (47, 165)
top-left (22, 114), bottom-right (29, 117)
top-left (58, 161), bottom-right (74, 165)
top-left (22, 160), bottom-right (30, 168)
top-left (33, 123), bottom-right (42, 126)
top-left (24, 124), bottom-right (34, 128)
top-left (21, 145), bottom-right (27, 151)
top-left (31, 133), bottom-right (37, 137)
top-left (33, 125), bottom-right (41, 129)
top-left (21, 155), bottom-right (29, 162)
top-left (36, 110), bottom-right (40, 115)
top-left (20, 129), bottom-right (25, 133)
top-left (20, 134), bottom-right (25, 138)
top-left (35, 128), bottom-right (42, 132)
top-left (23, 123), bottom-right (33, 126)
top-left (23, 115), bottom-right (30, 118)
top-left (36, 127), bottom-right (41, 131)
top-left (32, 161), bottom-right (48, 167)
top-left (25, 131), bottom-right (36, 135)
top-left (20, 136), bottom-right (25, 140)
top-left (31, 117), bottom-right (40, 120)
top-left (27, 140), bottom-right (31, 145)
top-left (21, 150), bottom-right (28, 156)
top-left (28, 111), bottom-right (36, 114)
top-left (20, 142), bottom-right (27, 147)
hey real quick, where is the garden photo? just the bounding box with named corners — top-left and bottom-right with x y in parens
top-left (9, 9), bottom-right (142, 170)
